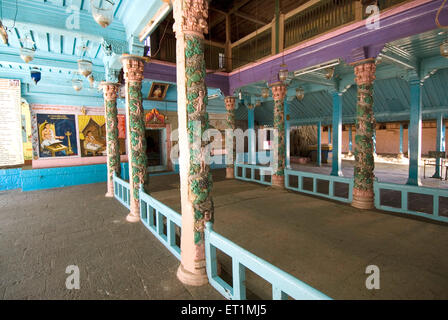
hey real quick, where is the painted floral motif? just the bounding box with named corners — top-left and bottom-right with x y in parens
top-left (185, 33), bottom-right (214, 245)
top-left (271, 84), bottom-right (287, 177)
top-left (224, 97), bottom-right (236, 172)
top-left (353, 61), bottom-right (376, 201)
top-left (103, 84), bottom-right (121, 195)
top-left (122, 57), bottom-right (148, 214)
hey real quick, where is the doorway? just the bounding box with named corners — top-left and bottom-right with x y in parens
top-left (145, 128), bottom-right (167, 172)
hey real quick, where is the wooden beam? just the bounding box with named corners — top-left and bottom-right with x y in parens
top-left (209, 0), bottom-right (252, 29)
top-left (231, 21), bottom-right (273, 48)
top-left (233, 11), bottom-right (270, 26)
top-left (284, 0), bottom-right (322, 20)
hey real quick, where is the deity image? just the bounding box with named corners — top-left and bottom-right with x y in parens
top-left (37, 114), bottom-right (77, 158)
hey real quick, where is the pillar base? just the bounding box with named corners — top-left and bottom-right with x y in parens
top-left (352, 189), bottom-right (374, 210)
top-left (176, 263), bottom-right (208, 286)
top-left (272, 175), bottom-right (285, 188)
top-left (226, 167), bottom-right (234, 179)
top-left (105, 192), bottom-right (114, 198)
top-left (126, 212), bottom-right (140, 223)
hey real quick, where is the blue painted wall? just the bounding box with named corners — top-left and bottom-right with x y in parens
top-left (0, 169), bottom-right (22, 191)
top-left (0, 163), bottom-right (130, 192)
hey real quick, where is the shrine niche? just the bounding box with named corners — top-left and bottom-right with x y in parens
top-left (37, 114), bottom-right (77, 158)
top-left (145, 108), bottom-right (166, 126)
top-left (147, 82), bottom-right (169, 101)
top-left (144, 108), bottom-right (172, 172)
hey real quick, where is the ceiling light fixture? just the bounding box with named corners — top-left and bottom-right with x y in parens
top-left (78, 44), bottom-right (93, 77)
top-left (90, 0), bottom-right (115, 28)
top-left (296, 87), bottom-right (304, 101)
top-left (20, 37), bottom-right (35, 63)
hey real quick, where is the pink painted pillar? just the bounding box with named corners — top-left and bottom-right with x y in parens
top-left (173, 0), bottom-right (212, 286)
top-left (121, 55), bottom-right (148, 223)
top-left (225, 96), bottom-right (236, 179)
top-left (102, 82), bottom-right (121, 198)
top-left (270, 82), bottom-right (287, 188)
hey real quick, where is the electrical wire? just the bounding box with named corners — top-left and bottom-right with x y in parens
top-left (151, 18), bottom-right (170, 58)
top-left (436, 0), bottom-right (448, 29)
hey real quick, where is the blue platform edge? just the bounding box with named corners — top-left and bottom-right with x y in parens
top-left (1, 160), bottom-right (227, 192)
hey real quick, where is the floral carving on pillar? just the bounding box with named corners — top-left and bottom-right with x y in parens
top-left (352, 59), bottom-right (376, 209)
top-left (173, 0), bottom-right (213, 286)
top-left (224, 96), bottom-right (236, 179)
top-left (270, 83), bottom-right (287, 188)
top-left (102, 82), bottom-right (121, 198)
top-left (121, 55), bottom-right (148, 222)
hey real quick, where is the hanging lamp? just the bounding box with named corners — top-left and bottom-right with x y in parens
top-left (20, 37), bottom-right (35, 63)
top-left (261, 87), bottom-right (270, 99)
top-left (72, 72), bottom-right (84, 92)
top-left (77, 44), bottom-right (93, 77)
top-left (30, 67), bottom-right (41, 85)
top-left (296, 87), bottom-right (304, 101)
top-left (90, 0), bottom-right (115, 28)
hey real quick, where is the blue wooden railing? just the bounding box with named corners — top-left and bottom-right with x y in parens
top-left (285, 169), bottom-right (353, 203)
top-left (204, 222), bottom-right (331, 300)
top-left (113, 173), bottom-right (131, 209)
top-left (139, 186), bottom-right (182, 260)
top-left (234, 152), bottom-right (273, 185)
top-left (234, 163), bottom-right (273, 186)
top-left (374, 181), bottom-right (448, 223)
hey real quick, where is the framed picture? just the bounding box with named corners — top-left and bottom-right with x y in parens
top-left (37, 114), bottom-right (78, 158)
top-left (148, 82), bottom-right (169, 101)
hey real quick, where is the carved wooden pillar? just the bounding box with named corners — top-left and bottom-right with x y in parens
top-left (352, 59), bottom-right (376, 209)
top-left (102, 82), bottom-right (121, 198)
top-left (270, 82), bottom-right (287, 188)
top-left (224, 96), bottom-right (236, 178)
top-left (121, 55), bottom-right (148, 222)
top-left (173, 0), bottom-right (213, 286)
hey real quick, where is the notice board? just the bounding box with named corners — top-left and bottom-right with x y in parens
top-left (0, 79), bottom-right (24, 167)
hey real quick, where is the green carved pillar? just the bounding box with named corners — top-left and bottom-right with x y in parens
top-left (270, 82), bottom-right (287, 188)
top-left (352, 59), bottom-right (376, 209)
top-left (102, 82), bottom-right (121, 198)
top-left (121, 55), bottom-right (148, 222)
top-left (173, 0), bottom-right (213, 286)
top-left (225, 96), bottom-right (236, 179)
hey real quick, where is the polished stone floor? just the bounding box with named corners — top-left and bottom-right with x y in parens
top-left (1, 168), bottom-right (447, 300)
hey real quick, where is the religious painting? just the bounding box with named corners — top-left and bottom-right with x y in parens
top-left (37, 114), bottom-right (78, 158)
top-left (145, 108), bottom-right (166, 126)
top-left (78, 115), bottom-right (107, 157)
top-left (147, 82), bottom-right (169, 101)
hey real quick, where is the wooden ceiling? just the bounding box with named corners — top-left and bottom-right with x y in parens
top-left (208, 0), bottom-right (311, 43)
top-left (156, 0), bottom-right (314, 44)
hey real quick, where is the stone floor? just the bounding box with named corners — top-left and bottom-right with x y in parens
top-left (1, 168), bottom-right (447, 300)
top-left (0, 183), bottom-right (222, 300)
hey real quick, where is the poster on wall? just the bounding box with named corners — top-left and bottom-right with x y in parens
top-left (37, 114), bottom-right (78, 158)
top-left (78, 115), bottom-right (107, 157)
top-left (0, 79), bottom-right (24, 167)
top-left (78, 115), bottom-right (127, 157)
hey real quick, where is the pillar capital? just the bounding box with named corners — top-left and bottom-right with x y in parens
top-left (224, 96), bottom-right (236, 111)
top-left (270, 82), bottom-right (287, 101)
top-left (101, 82), bottom-right (119, 101)
top-left (173, 0), bottom-right (209, 37)
top-left (352, 58), bottom-right (376, 86)
top-left (121, 54), bottom-right (146, 83)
